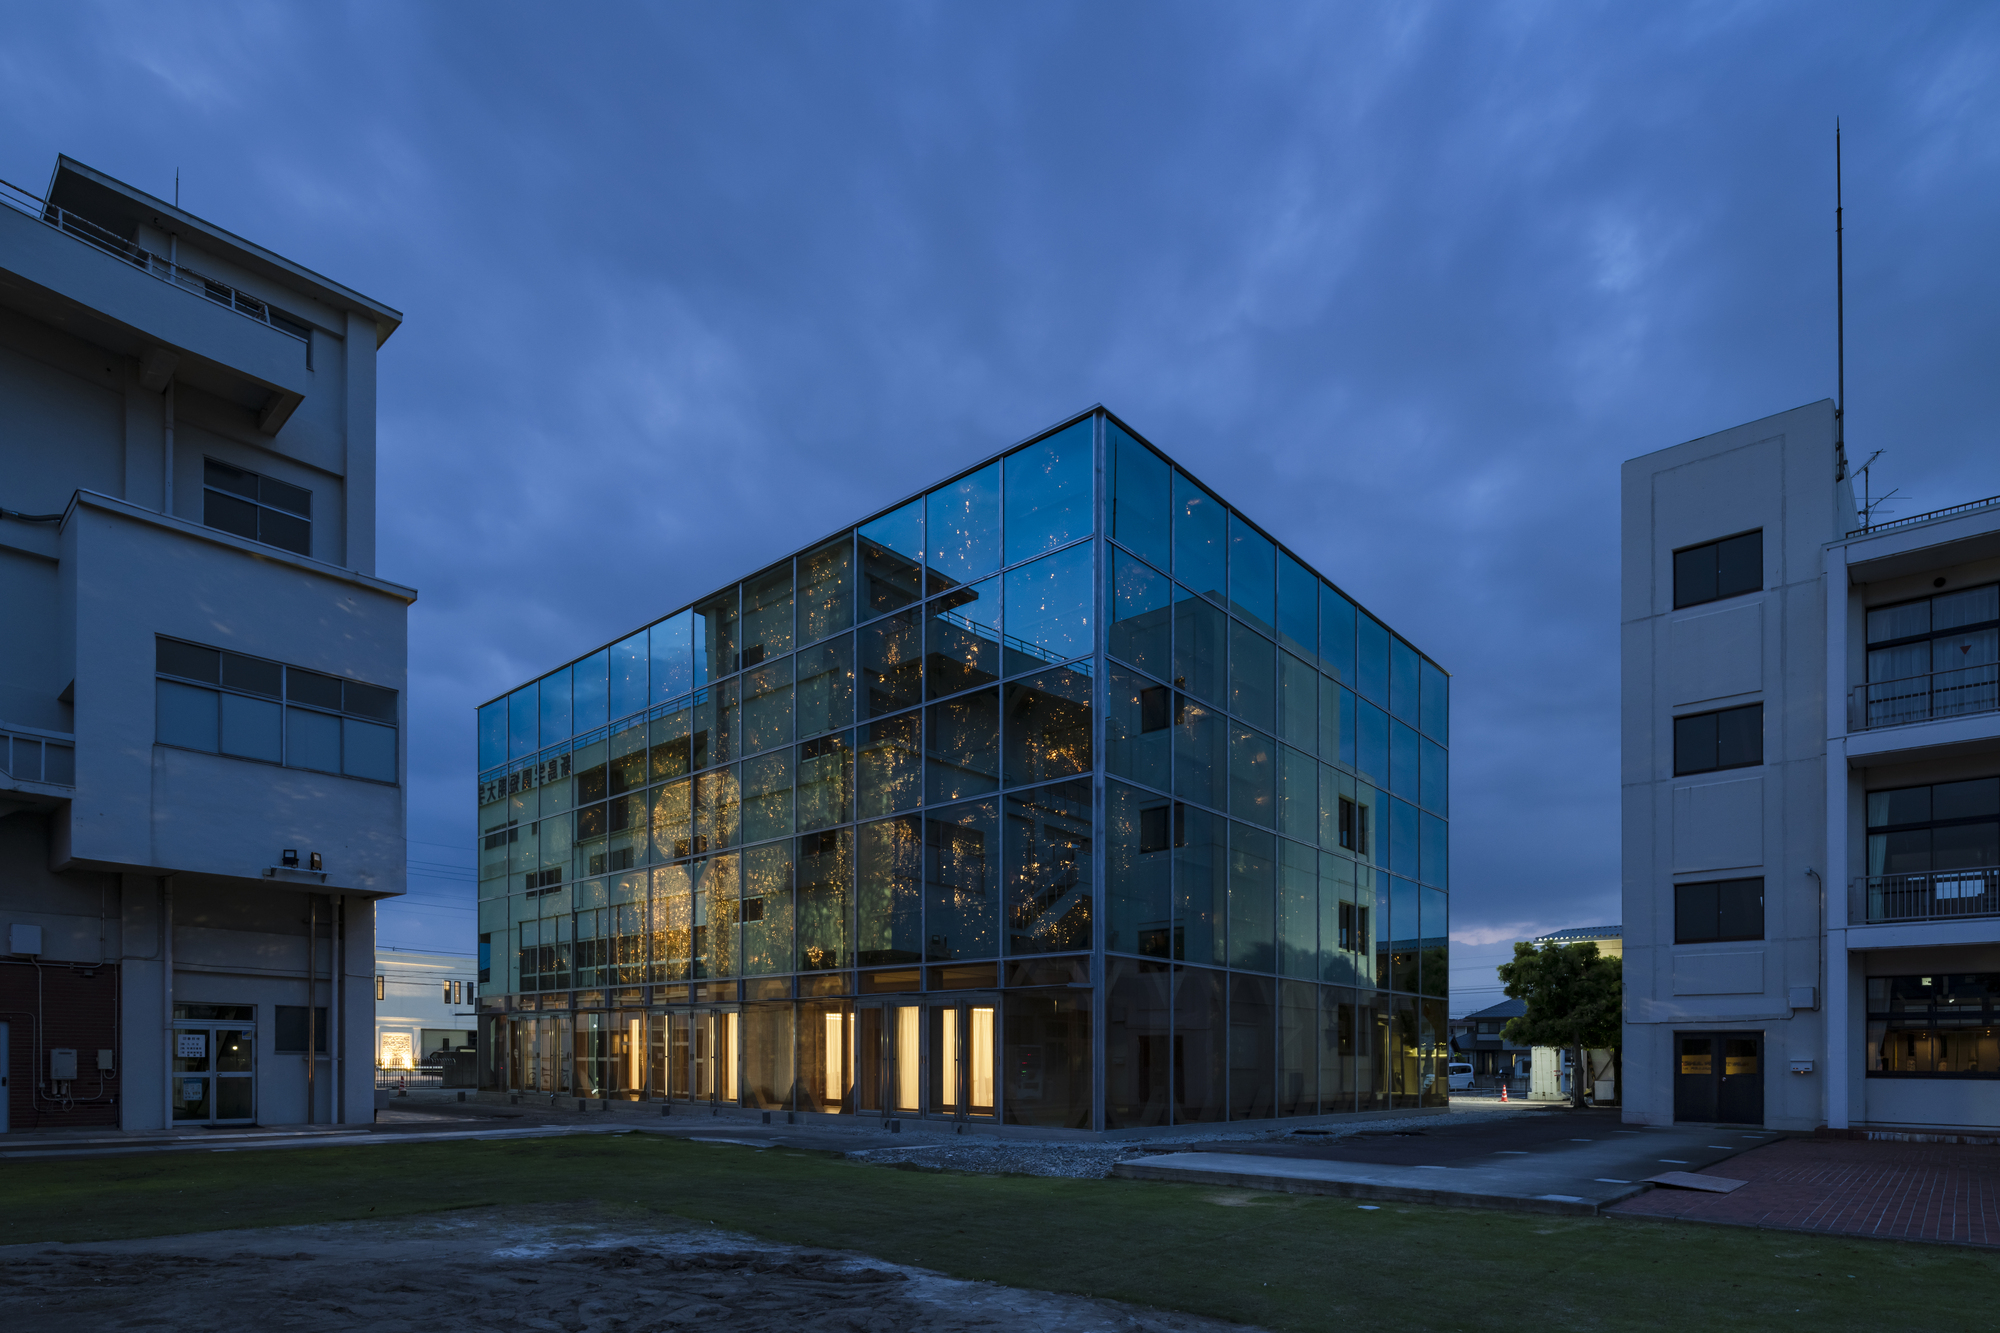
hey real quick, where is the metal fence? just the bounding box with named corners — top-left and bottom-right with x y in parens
top-left (1858, 867), bottom-right (2000, 925)
top-left (0, 176), bottom-right (309, 344)
top-left (1850, 664), bottom-right (1999, 731)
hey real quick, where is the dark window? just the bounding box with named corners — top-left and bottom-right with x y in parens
top-left (203, 459), bottom-right (312, 557)
top-left (1674, 877), bottom-right (1764, 943)
top-left (1866, 974), bottom-right (2000, 1079)
top-left (157, 638), bottom-right (221, 683)
top-left (1139, 684), bottom-right (1171, 734)
top-left (1338, 796), bottom-right (1370, 855)
top-left (154, 636), bottom-right (399, 784)
top-left (1866, 778), bottom-right (2000, 876)
top-left (1673, 531), bottom-right (1762, 609)
top-left (274, 1005), bottom-right (329, 1052)
top-left (1673, 703), bottom-right (1763, 775)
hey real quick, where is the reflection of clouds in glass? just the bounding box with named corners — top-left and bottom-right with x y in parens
top-left (925, 461), bottom-right (1000, 588)
top-left (1004, 421), bottom-right (1092, 565)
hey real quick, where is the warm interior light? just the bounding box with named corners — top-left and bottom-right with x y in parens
top-left (939, 1008), bottom-right (959, 1109)
top-left (970, 1007), bottom-right (994, 1111)
top-left (628, 1017), bottom-right (642, 1091)
top-left (895, 1006), bottom-right (921, 1111)
top-left (724, 1012), bottom-right (739, 1102)
top-left (826, 1012), bottom-right (845, 1103)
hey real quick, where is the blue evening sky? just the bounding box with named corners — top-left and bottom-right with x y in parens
top-left (7, 5), bottom-right (1997, 1010)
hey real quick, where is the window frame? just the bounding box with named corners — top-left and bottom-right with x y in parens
top-left (202, 457), bottom-right (314, 558)
top-left (1673, 877), bottom-right (1765, 944)
top-left (1671, 529), bottom-right (1762, 610)
top-left (1672, 702), bottom-right (1763, 776)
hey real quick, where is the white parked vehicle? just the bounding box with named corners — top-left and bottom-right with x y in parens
top-left (1447, 1062), bottom-right (1475, 1091)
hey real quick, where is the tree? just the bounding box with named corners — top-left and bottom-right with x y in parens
top-left (1497, 941), bottom-right (1622, 1109)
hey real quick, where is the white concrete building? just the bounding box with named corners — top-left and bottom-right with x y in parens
top-left (374, 947), bottom-right (479, 1082)
top-left (1622, 400), bottom-right (2000, 1133)
top-left (0, 157), bottom-right (411, 1132)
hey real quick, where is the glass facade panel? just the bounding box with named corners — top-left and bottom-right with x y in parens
top-left (1108, 549), bottom-right (1171, 678)
top-left (477, 410), bottom-right (1443, 1132)
top-left (1110, 422), bottom-right (1171, 571)
top-left (926, 461), bottom-right (1001, 592)
top-left (1004, 420), bottom-right (1092, 565)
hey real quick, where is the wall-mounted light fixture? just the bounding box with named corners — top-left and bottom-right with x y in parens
top-left (309, 852), bottom-right (323, 872)
top-left (282, 849), bottom-right (300, 868)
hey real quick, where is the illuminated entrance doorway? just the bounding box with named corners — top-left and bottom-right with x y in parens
top-left (171, 1003), bottom-right (256, 1124)
top-left (652, 1006), bottom-right (739, 1105)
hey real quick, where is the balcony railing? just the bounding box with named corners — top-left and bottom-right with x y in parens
top-left (1850, 664), bottom-right (1999, 731)
top-left (1, 726), bottom-right (75, 787)
top-left (1860, 867), bottom-right (2000, 925)
top-left (0, 176), bottom-right (308, 344)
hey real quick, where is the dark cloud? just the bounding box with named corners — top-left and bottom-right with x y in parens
top-left (8, 4), bottom-right (1997, 981)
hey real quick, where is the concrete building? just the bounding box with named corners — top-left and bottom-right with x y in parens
top-left (474, 408), bottom-right (1451, 1132)
top-left (1622, 400), bottom-right (2000, 1133)
top-left (0, 157), bottom-right (411, 1133)
top-left (374, 947), bottom-right (479, 1084)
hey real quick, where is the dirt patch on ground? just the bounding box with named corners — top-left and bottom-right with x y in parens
top-left (0, 1202), bottom-right (1257, 1332)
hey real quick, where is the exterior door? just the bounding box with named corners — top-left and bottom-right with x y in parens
top-left (1673, 1030), bottom-right (1763, 1125)
top-left (172, 1025), bottom-right (255, 1124)
top-left (689, 1008), bottom-right (738, 1105)
top-left (928, 996), bottom-right (997, 1121)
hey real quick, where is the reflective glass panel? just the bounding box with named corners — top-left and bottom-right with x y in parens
top-left (1003, 666), bottom-right (1092, 787)
top-left (1278, 745), bottom-right (1316, 844)
top-left (1106, 781), bottom-right (1172, 957)
top-left (1356, 613), bottom-right (1388, 706)
top-left (509, 684), bottom-right (538, 760)
top-left (1174, 806), bottom-right (1227, 967)
top-left (1389, 637), bottom-right (1419, 726)
top-left (1229, 823), bottom-right (1276, 972)
top-left (926, 461), bottom-right (1000, 592)
top-left (799, 534), bottom-right (855, 644)
top-left (1172, 965), bottom-right (1227, 1123)
top-left (1004, 543), bottom-right (1092, 674)
top-left (743, 657), bottom-right (794, 756)
top-left (857, 710), bottom-right (923, 818)
top-left (741, 748), bottom-right (794, 844)
top-left (1421, 811), bottom-right (1447, 888)
top-left (538, 667), bottom-right (571, 747)
top-left (1390, 719), bottom-right (1419, 801)
top-left (650, 703), bottom-right (692, 781)
top-left (1356, 699), bottom-right (1387, 786)
top-left (1173, 472), bottom-right (1227, 603)
top-left (1420, 737), bottom-right (1447, 815)
top-left (1173, 693), bottom-right (1226, 810)
top-left (1278, 651), bottom-right (1316, 751)
top-left (1419, 658), bottom-right (1448, 744)
top-left (1230, 620), bottom-right (1275, 732)
top-left (1390, 798), bottom-right (1419, 878)
top-left (1106, 667), bottom-right (1171, 792)
top-left (742, 562), bottom-right (794, 667)
top-left (927, 578), bottom-right (1002, 698)
top-left (926, 686), bottom-right (1000, 803)
top-left (1230, 725), bottom-right (1276, 829)
top-left (796, 828), bottom-right (852, 971)
top-left (861, 608), bottom-right (922, 717)
top-left (1110, 422), bottom-right (1171, 570)
top-left (478, 700), bottom-right (506, 771)
top-left (796, 633), bottom-right (854, 738)
top-left (860, 500), bottom-right (924, 618)
top-left (857, 814), bottom-right (925, 965)
top-left (927, 800), bottom-right (1000, 960)
top-left (573, 651), bottom-right (608, 732)
top-left (1228, 974), bottom-right (1276, 1119)
top-left (695, 589), bottom-right (739, 684)
top-left (1005, 780), bottom-right (1092, 955)
top-left (1109, 549), bottom-right (1171, 678)
top-left (741, 841), bottom-right (795, 975)
top-left (610, 632), bottom-right (649, 722)
top-left (650, 609), bottom-right (694, 706)
top-left (1278, 839), bottom-right (1316, 979)
top-left (1321, 584), bottom-right (1356, 684)
top-left (690, 679), bottom-right (737, 770)
top-left (796, 730), bottom-right (853, 831)
top-left (1105, 958), bottom-right (1172, 1128)
top-left (1276, 553), bottom-right (1316, 661)
top-left (1004, 420), bottom-right (1093, 565)
top-left (1228, 514), bottom-right (1275, 635)
top-left (1172, 584), bottom-right (1227, 706)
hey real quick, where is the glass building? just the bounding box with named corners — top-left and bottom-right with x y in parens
top-left (474, 408), bottom-right (1449, 1131)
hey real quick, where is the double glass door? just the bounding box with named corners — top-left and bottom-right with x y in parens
top-left (1673, 1031), bottom-right (1763, 1124)
top-left (653, 1008), bottom-right (738, 1104)
top-left (854, 995), bottom-right (995, 1121)
top-left (172, 1024), bottom-right (255, 1123)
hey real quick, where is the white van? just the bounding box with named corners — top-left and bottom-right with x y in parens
top-left (1447, 1062), bottom-right (1475, 1091)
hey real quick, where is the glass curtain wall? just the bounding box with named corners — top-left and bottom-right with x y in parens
top-left (477, 409), bottom-right (1447, 1130)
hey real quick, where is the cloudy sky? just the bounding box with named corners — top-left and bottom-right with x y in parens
top-left (8, 4), bottom-right (1997, 1011)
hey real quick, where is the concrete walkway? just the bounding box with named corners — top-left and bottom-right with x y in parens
top-left (1113, 1113), bottom-right (1777, 1215)
top-left (1609, 1137), bottom-right (2000, 1246)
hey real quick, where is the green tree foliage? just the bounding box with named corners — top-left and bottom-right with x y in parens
top-left (1497, 941), bottom-right (1622, 1108)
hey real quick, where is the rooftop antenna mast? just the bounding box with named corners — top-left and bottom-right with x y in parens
top-left (1835, 120), bottom-right (1848, 482)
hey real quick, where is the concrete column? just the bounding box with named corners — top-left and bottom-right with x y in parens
top-left (338, 896), bottom-right (376, 1122)
top-left (1822, 543), bottom-right (1851, 1128)
top-left (117, 874), bottom-right (168, 1131)
top-left (342, 311), bottom-right (377, 575)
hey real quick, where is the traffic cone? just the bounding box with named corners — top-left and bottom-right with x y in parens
top-left (1500, 1082), bottom-right (1508, 1103)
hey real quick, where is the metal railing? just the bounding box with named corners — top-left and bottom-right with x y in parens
top-left (1850, 664), bottom-right (1999, 731)
top-left (1849, 494), bottom-right (2000, 539)
top-left (1859, 867), bottom-right (2000, 925)
top-left (1, 727), bottom-right (75, 787)
top-left (0, 176), bottom-right (308, 344)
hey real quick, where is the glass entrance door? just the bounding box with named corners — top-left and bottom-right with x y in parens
top-left (172, 1025), bottom-right (255, 1124)
top-left (928, 996), bottom-right (997, 1120)
top-left (688, 1009), bottom-right (739, 1105)
top-left (853, 1001), bottom-right (924, 1117)
top-left (1673, 1030), bottom-right (1763, 1125)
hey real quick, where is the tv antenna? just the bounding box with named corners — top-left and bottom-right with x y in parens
top-left (1854, 449), bottom-right (1901, 528)
top-left (1834, 119), bottom-right (1847, 482)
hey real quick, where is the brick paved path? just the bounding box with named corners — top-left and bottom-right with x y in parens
top-left (1608, 1137), bottom-right (2000, 1246)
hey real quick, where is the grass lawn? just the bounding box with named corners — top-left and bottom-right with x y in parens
top-left (0, 1133), bottom-right (1985, 1333)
